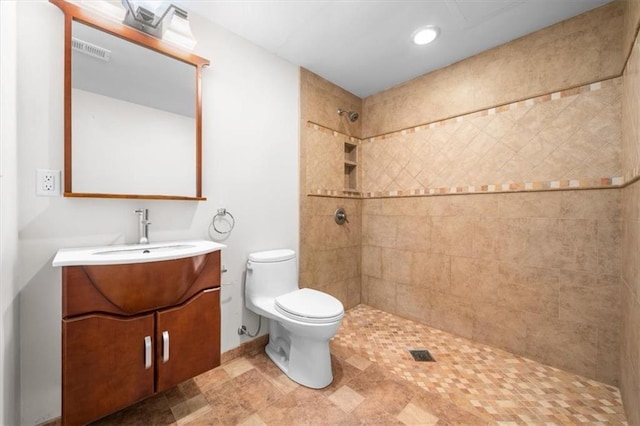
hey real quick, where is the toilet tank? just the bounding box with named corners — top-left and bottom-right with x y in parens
top-left (245, 249), bottom-right (299, 303)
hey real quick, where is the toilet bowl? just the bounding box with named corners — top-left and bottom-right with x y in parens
top-left (245, 249), bottom-right (344, 389)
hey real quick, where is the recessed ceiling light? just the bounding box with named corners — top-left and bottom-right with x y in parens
top-left (412, 26), bottom-right (440, 45)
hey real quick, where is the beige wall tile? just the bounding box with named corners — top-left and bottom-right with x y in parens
top-left (623, 215), bottom-right (640, 296)
top-left (430, 216), bottom-right (474, 257)
top-left (362, 82), bottom-right (622, 194)
top-left (494, 218), bottom-right (529, 262)
top-left (396, 283), bottom-right (431, 324)
top-left (429, 291), bottom-right (474, 339)
top-left (621, 178), bottom-right (640, 422)
top-left (301, 69), bottom-right (361, 138)
top-left (367, 277), bottom-right (397, 314)
top-left (524, 313), bottom-right (598, 379)
top-left (623, 0), bottom-right (640, 61)
top-left (346, 276), bottom-right (362, 310)
top-left (471, 217), bottom-right (500, 261)
top-left (448, 194), bottom-right (498, 217)
top-left (560, 189), bottom-right (621, 222)
top-left (499, 191), bottom-right (562, 218)
top-left (361, 190), bottom-right (621, 385)
top-left (361, 245), bottom-right (382, 279)
top-left (558, 282), bottom-right (620, 331)
top-left (597, 220), bottom-right (622, 276)
top-left (450, 257), bottom-right (499, 305)
top-left (318, 280), bottom-right (349, 309)
top-left (472, 305), bottom-right (527, 356)
top-left (622, 29), bottom-right (640, 180)
top-left (410, 252), bottom-right (450, 294)
top-left (621, 279), bottom-right (640, 426)
top-left (596, 326), bottom-right (621, 386)
top-left (396, 215), bottom-right (431, 252)
top-left (522, 218), bottom-right (597, 272)
top-left (305, 127), bottom-right (345, 192)
top-left (496, 262), bottom-right (559, 318)
top-left (381, 248), bottom-right (411, 285)
top-left (365, 215), bottom-right (397, 247)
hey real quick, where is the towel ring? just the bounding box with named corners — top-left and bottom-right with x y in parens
top-left (212, 208), bottom-right (235, 235)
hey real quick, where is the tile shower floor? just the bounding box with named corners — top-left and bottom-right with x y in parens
top-left (89, 304), bottom-right (626, 425)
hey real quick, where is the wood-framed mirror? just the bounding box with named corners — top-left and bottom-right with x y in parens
top-left (51, 0), bottom-right (209, 200)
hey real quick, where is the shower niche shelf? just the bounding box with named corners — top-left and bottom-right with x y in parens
top-left (344, 142), bottom-right (358, 191)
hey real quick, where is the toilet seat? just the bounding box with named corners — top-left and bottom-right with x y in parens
top-left (275, 288), bottom-right (344, 324)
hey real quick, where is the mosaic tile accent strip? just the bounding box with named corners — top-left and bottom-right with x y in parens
top-left (306, 121), bottom-right (360, 143)
top-left (360, 177), bottom-right (624, 198)
top-left (332, 305), bottom-right (628, 425)
top-left (307, 188), bottom-right (362, 197)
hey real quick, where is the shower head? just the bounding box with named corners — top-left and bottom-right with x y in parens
top-left (337, 108), bottom-right (359, 122)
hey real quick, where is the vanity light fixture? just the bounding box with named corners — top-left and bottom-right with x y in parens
top-left (412, 25), bottom-right (440, 45)
top-left (121, 0), bottom-right (197, 49)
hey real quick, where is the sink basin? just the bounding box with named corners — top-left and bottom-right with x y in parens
top-left (96, 244), bottom-right (197, 256)
top-left (52, 240), bottom-right (225, 267)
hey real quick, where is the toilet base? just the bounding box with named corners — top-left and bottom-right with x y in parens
top-left (264, 322), bottom-right (334, 389)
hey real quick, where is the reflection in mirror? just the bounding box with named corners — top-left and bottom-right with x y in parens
top-left (71, 20), bottom-right (196, 196)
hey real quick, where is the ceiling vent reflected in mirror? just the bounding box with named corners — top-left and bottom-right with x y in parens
top-left (72, 38), bottom-right (112, 61)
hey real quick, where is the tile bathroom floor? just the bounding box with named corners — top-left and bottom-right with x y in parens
top-left (87, 304), bottom-right (626, 425)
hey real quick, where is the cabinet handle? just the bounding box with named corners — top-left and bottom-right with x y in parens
top-left (162, 331), bottom-right (170, 363)
top-left (144, 336), bottom-right (152, 369)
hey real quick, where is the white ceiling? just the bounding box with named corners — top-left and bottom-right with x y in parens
top-left (183, 0), bottom-right (613, 98)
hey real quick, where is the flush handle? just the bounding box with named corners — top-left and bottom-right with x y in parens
top-left (334, 208), bottom-right (349, 225)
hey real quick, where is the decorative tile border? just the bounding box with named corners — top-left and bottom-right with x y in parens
top-left (362, 77), bottom-right (620, 144)
top-left (310, 177), bottom-right (624, 199)
top-left (308, 188), bottom-right (362, 198)
top-left (306, 121), bottom-right (360, 144)
top-left (360, 176), bottom-right (624, 198)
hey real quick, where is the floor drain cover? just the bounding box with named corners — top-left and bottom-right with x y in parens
top-left (409, 349), bottom-right (435, 362)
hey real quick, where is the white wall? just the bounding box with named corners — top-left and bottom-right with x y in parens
top-left (16, 2), bottom-right (299, 424)
top-left (0, 1), bottom-right (20, 424)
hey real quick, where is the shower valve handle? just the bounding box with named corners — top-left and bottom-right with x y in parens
top-left (334, 208), bottom-right (349, 225)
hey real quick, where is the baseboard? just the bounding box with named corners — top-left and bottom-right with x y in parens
top-left (221, 334), bottom-right (269, 365)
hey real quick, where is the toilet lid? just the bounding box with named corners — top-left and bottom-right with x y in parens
top-left (275, 288), bottom-right (344, 322)
top-left (248, 249), bottom-right (295, 263)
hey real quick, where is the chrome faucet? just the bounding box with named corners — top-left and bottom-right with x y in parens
top-left (134, 209), bottom-right (151, 244)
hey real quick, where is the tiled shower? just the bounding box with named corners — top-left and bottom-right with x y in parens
top-left (299, 1), bottom-right (640, 423)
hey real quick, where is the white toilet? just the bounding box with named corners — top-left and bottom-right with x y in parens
top-left (245, 249), bottom-right (344, 389)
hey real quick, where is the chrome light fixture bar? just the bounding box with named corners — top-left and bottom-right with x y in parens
top-left (120, 0), bottom-right (197, 49)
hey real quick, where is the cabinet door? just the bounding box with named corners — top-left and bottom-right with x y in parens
top-left (156, 288), bottom-right (221, 391)
top-left (62, 313), bottom-right (155, 425)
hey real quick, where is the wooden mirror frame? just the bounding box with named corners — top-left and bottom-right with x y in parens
top-left (51, 0), bottom-right (209, 200)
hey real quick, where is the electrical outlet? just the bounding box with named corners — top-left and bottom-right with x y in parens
top-left (36, 169), bottom-right (61, 196)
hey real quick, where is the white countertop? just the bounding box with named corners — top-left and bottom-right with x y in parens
top-left (52, 240), bottom-right (226, 267)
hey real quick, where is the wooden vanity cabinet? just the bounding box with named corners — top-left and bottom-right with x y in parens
top-left (156, 289), bottom-right (220, 392)
top-left (61, 251), bottom-right (221, 425)
top-left (62, 313), bottom-right (156, 425)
